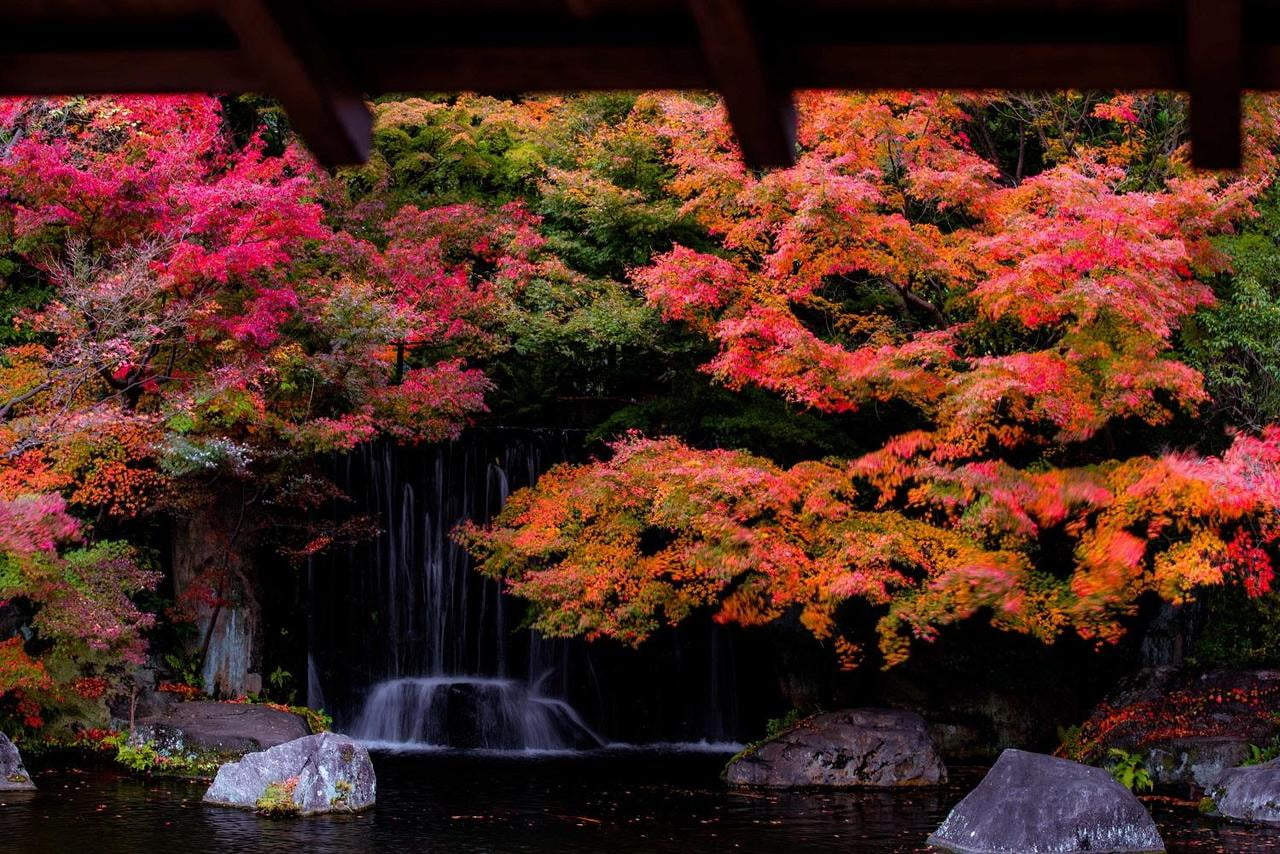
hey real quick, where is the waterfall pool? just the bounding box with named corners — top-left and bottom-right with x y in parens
top-left (4, 748), bottom-right (1278, 853)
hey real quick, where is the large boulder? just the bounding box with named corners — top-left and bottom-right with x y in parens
top-left (928, 749), bottom-right (1164, 854)
top-left (725, 708), bottom-right (946, 788)
top-left (203, 732), bottom-right (375, 816)
top-left (1205, 757), bottom-right (1280, 826)
top-left (1074, 669), bottom-right (1280, 789)
top-left (130, 700), bottom-right (310, 756)
top-left (0, 732), bottom-right (35, 791)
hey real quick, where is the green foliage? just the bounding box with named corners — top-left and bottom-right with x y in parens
top-left (764, 708), bottom-right (805, 739)
top-left (0, 271), bottom-right (52, 348)
top-left (218, 94), bottom-right (294, 157)
top-left (296, 705), bottom-right (333, 734)
top-left (256, 778), bottom-right (301, 817)
top-left (1243, 737), bottom-right (1280, 766)
top-left (1189, 586), bottom-right (1280, 669)
top-left (485, 271), bottom-right (669, 423)
top-left (1185, 185), bottom-right (1280, 432)
top-left (1106, 748), bottom-right (1154, 793)
top-left (330, 778), bottom-right (354, 809)
top-left (161, 652), bottom-right (206, 692)
top-left (725, 708), bottom-right (812, 771)
top-left (113, 739), bottom-right (161, 773)
top-left (268, 666), bottom-right (293, 693)
top-left (112, 737), bottom-right (228, 778)
top-left (1056, 724), bottom-right (1088, 762)
top-left (353, 96), bottom-right (539, 211)
top-left (536, 93), bottom-right (710, 279)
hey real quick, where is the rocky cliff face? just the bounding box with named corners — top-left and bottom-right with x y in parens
top-left (171, 498), bottom-right (263, 697)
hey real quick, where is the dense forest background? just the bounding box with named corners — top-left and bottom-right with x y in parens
top-left (1, 90), bottom-right (1279, 740)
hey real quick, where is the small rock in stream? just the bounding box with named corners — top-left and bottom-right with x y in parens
top-left (202, 732), bottom-right (375, 816)
top-left (1205, 756), bottom-right (1280, 827)
top-left (0, 732), bottom-right (35, 791)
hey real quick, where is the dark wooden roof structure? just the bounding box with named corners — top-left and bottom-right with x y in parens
top-left (0, 1), bottom-right (1274, 169)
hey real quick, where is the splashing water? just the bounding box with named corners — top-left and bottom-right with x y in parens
top-left (351, 676), bottom-right (604, 751)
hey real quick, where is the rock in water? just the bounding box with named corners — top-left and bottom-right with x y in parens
top-left (725, 708), bottom-right (946, 788)
top-left (0, 732), bottom-right (35, 791)
top-left (928, 749), bottom-right (1165, 854)
top-left (1206, 757), bottom-right (1280, 826)
top-left (203, 732), bottom-right (375, 816)
top-left (131, 700), bottom-right (310, 755)
top-left (1144, 736), bottom-right (1254, 789)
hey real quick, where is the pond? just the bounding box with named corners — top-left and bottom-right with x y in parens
top-left (3, 748), bottom-right (1278, 853)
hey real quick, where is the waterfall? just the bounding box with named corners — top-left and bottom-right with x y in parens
top-left (306, 428), bottom-right (753, 748)
top-left (350, 677), bottom-right (604, 751)
top-left (306, 653), bottom-right (326, 713)
top-left (310, 429), bottom-right (604, 750)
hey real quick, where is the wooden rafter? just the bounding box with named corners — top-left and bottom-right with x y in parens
top-left (217, 0), bottom-right (372, 168)
top-left (6, 1), bottom-right (1280, 171)
top-left (1186, 0), bottom-right (1243, 169)
top-left (686, 0), bottom-right (797, 169)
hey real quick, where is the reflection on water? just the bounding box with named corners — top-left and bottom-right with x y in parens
top-left (3, 750), bottom-right (1278, 854)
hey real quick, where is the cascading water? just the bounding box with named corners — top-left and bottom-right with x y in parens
top-left (351, 677), bottom-right (603, 750)
top-left (305, 428), bottom-right (753, 750)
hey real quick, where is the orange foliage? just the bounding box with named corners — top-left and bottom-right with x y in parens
top-left (464, 91), bottom-right (1280, 668)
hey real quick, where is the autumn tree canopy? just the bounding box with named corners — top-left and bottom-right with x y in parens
top-left (5, 89), bottom-right (1280, 731)
top-left (462, 91), bottom-right (1280, 668)
top-left (0, 96), bottom-right (554, 725)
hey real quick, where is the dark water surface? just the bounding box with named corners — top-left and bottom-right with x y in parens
top-left (4, 749), bottom-right (1278, 853)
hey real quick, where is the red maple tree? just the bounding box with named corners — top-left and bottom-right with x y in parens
top-left (464, 91), bottom-right (1280, 667)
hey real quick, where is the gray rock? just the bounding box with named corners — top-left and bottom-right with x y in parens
top-left (929, 749), bottom-right (1164, 854)
top-left (0, 732), bottom-right (35, 791)
top-left (203, 732), bottom-right (375, 816)
top-left (131, 700), bottom-right (309, 755)
top-left (725, 708), bottom-right (946, 788)
top-left (1206, 757), bottom-right (1280, 826)
top-left (1145, 737), bottom-right (1253, 789)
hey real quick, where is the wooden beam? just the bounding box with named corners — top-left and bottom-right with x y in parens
top-left (217, 0), bottom-right (372, 168)
top-left (364, 45), bottom-right (708, 92)
top-left (800, 43), bottom-right (1178, 91)
top-left (0, 49), bottom-right (257, 94)
top-left (687, 0), bottom-right (796, 170)
top-left (1186, 0), bottom-right (1243, 169)
top-left (19, 39), bottom-right (1280, 97)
